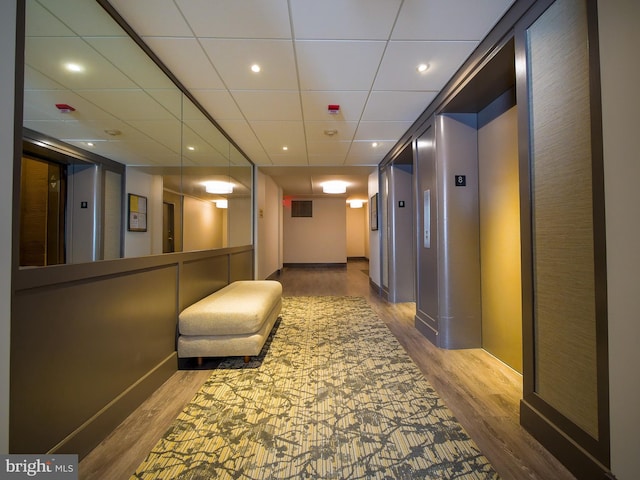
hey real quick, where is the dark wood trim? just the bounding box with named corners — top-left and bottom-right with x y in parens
top-left (283, 262), bottom-right (347, 269)
top-left (515, 0), bottom-right (611, 474)
top-left (520, 400), bottom-right (614, 480)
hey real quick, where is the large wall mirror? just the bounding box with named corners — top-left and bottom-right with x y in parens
top-left (20, 0), bottom-right (253, 267)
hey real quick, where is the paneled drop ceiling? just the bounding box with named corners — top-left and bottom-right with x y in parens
top-left (24, 0), bottom-right (516, 197)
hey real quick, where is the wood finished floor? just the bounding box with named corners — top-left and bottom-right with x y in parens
top-left (79, 260), bottom-right (575, 480)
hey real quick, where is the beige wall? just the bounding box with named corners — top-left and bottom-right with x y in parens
top-left (283, 197), bottom-right (346, 264)
top-left (346, 205), bottom-right (366, 258)
top-left (257, 171), bottom-right (282, 279)
top-left (183, 196), bottom-right (224, 251)
top-left (478, 98), bottom-right (522, 373)
top-left (598, 1), bottom-right (640, 478)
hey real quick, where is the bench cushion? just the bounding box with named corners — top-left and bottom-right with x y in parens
top-left (179, 280), bottom-right (282, 336)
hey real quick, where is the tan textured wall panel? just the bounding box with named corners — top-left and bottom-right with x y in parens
top-left (479, 101), bottom-right (522, 373)
top-left (528, 0), bottom-right (598, 437)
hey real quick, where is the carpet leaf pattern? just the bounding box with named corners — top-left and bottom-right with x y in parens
top-left (132, 296), bottom-right (498, 479)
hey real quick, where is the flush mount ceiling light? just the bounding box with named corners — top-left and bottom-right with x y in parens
top-left (324, 129), bottom-right (338, 136)
top-left (282, 146), bottom-right (288, 151)
top-left (215, 199), bottom-right (228, 209)
top-left (416, 63), bottom-right (430, 73)
top-left (64, 62), bottom-right (84, 73)
top-left (204, 181), bottom-right (234, 194)
top-left (250, 64), bottom-right (261, 73)
top-left (348, 200), bottom-right (364, 208)
top-left (322, 180), bottom-right (347, 194)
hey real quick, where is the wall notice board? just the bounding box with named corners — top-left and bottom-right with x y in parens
top-left (128, 193), bottom-right (147, 232)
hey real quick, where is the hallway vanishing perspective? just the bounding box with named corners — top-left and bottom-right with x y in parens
top-left (80, 260), bottom-right (574, 480)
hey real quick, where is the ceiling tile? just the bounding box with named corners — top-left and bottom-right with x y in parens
top-left (143, 37), bottom-right (226, 89)
top-left (85, 37), bottom-right (176, 90)
top-left (346, 141), bottom-right (390, 164)
top-left (192, 90), bottom-right (244, 121)
top-left (300, 91), bottom-right (369, 121)
top-left (307, 141), bottom-right (351, 157)
top-left (373, 40), bottom-right (477, 91)
top-left (290, 0), bottom-right (402, 40)
top-left (200, 39), bottom-right (298, 90)
top-left (304, 121), bottom-right (358, 142)
top-left (296, 40), bottom-right (386, 91)
top-left (36, 0), bottom-right (126, 36)
top-left (176, 0), bottom-right (291, 38)
top-left (231, 91), bottom-right (302, 121)
top-left (79, 90), bottom-right (177, 121)
top-left (250, 121), bottom-right (307, 158)
top-left (26, 37), bottom-right (138, 90)
top-left (393, 0), bottom-right (515, 41)
top-left (108, 0), bottom-right (193, 37)
top-left (354, 121), bottom-right (414, 141)
top-left (362, 91), bottom-right (438, 121)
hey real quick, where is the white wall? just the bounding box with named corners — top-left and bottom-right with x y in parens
top-left (0, 0), bottom-right (16, 455)
top-left (257, 171), bottom-right (282, 279)
top-left (598, 1), bottom-right (640, 478)
top-left (124, 168), bottom-right (163, 257)
top-left (283, 197), bottom-right (346, 264)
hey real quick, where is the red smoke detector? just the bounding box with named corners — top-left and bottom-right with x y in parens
top-left (55, 103), bottom-right (76, 113)
top-left (328, 104), bottom-right (340, 114)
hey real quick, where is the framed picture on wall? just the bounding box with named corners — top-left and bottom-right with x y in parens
top-left (370, 193), bottom-right (378, 231)
top-left (128, 193), bottom-right (147, 232)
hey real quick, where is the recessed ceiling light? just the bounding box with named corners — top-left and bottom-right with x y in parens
top-left (65, 62), bottom-right (84, 73)
top-left (417, 63), bottom-right (429, 73)
top-left (372, 142), bottom-right (379, 148)
top-left (282, 146), bottom-right (288, 151)
top-left (187, 146), bottom-right (195, 151)
top-left (251, 64), bottom-right (261, 73)
top-left (87, 142), bottom-right (94, 147)
top-left (324, 129), bottom-right (338, 136)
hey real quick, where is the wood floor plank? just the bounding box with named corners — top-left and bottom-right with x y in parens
top-left (79, 260), bottom-right (574, 480)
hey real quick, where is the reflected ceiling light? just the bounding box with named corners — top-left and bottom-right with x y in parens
top-left (215, 199), bottom-right (228, 209)
top-left (324, 129), bottom-right (338, 136)
top-left (282, 146), bottom-right (288, 151)
top-left (416, 63), bottom-right (429, 73)
top-left (348, 200), bottom-right (364, 208)
top-left (87, 142), bottom-right (94, 147)
top-left (187, 146), bottom-right (195, 151)
top-left (251, 64), bottom-right (261, 73)
top-left (204, 181), bottom-right (234, 194)
top-left (372, 142), bottom-right (379, 148)
top-left (65, 62), bottom-right (84, 73)
top-left (322, 181), bottom-right (347, 194)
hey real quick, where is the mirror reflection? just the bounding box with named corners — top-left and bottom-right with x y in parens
top-left (20, 0), bottom-right (253, 267)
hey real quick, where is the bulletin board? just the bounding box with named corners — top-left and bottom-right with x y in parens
top-left (128, 193), bottom-right (147, 232)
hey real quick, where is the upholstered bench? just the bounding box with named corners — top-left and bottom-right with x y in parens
top-left (177, 280), bottom-right (282, 364)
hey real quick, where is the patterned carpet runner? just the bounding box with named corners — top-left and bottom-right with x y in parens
top-left (131, 296), bottom-right (498, 479)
